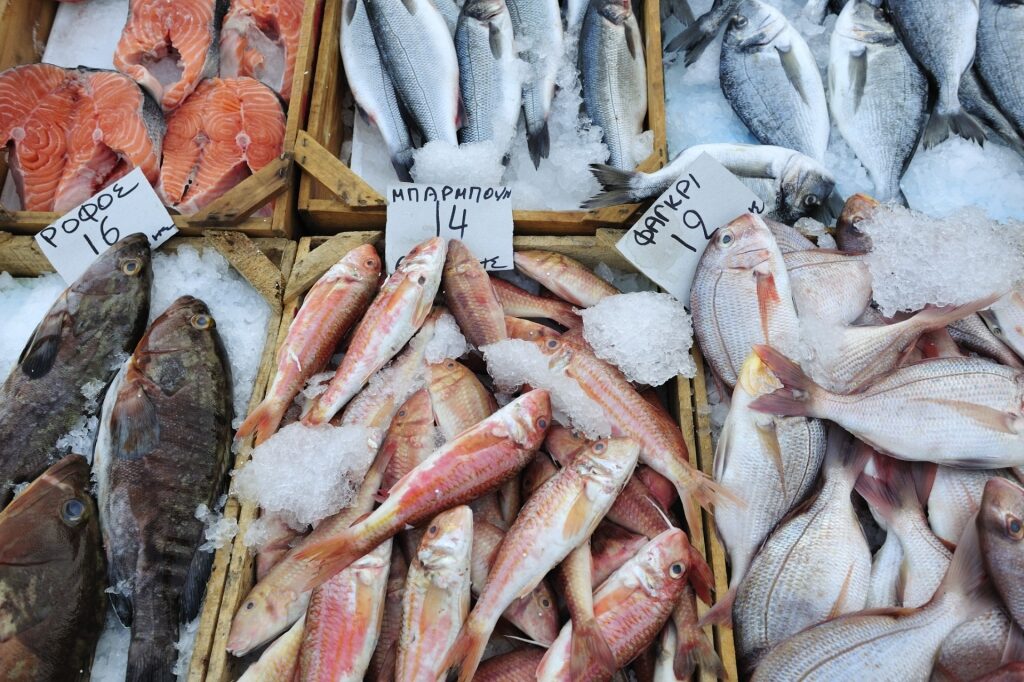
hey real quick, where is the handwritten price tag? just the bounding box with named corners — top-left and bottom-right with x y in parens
top-left (385, 183), bottom-right (514, 274)
top-left (35, 167), bottom-right (177, 283)
top-left (616, 153), bottom-right (764, 303)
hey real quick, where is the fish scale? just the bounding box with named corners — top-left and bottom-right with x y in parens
top-left (976, 0), bottom-right (1024, 135)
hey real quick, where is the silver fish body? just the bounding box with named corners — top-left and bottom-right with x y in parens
top-left (932, 607), bottom-right (1012, 682)
top-left (784, 248), bottom-right (871, 326)
top-left (976, 0), bottom-right (1024, 136)
top-left (927, 466), bottom-right (1013, 545)
top-left (506, 0), bottom-right (563, 167)
top-left (948, 313), bottom-right (1024, 369)
top-left (960, 68), bottom-right (1024, 157)
top-left (867, 530), bottom-right (903, 608)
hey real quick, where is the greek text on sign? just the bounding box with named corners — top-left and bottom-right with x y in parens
top-left (35, 167), bottom-right (178, 283)
top-left (385, 183), bottom-right (514, 274)
top-left (615, 153), bottom-right (764, 302)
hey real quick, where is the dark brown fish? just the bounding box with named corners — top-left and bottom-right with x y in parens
top-left (95, 296), bottom-right (232, 682)
top-left (0, 454), bottom-right (104, 681)
top-left (0, 234), bottom-right (151, 501)
top-left (978, 477), bottom-right (1024, 631)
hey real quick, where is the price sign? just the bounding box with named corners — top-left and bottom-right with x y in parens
top-left (35, 167), bottom-right (177, 283)
top-left (616, 153), bottom-right (764, 302)
top-left (385, 183), bottom-right (514, 273)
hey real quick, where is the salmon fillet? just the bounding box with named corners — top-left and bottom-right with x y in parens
top-left (114, 0), bottom-right (226, 112)
top-left (219, 0), bottom-right (304, 103)
top-left (158, 77), bottom-right (285, 214)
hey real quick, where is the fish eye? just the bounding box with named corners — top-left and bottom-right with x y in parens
top-left (593, 442), bottom-right (606, 452)
top-left (447, 361), bottom-right (456, 369)
top-left (245, 601), bottom-right (255, 610)
top-left (417, 276), bottom-right (426, 285)
top-left (120, 258), bottom-right (143, 276)
top-left (366, 259), bottom-right (376, 268)
top-left (398, 409), bottom-right (407, 418)
top-left (669, 563), bottom-right (684, 578)
top-left (803, 194), bottom-right (820, 207)
top-left (718, 231), bottom-right (734, 246)
top-left (546, 339), bottom-right (559, 349)
top-left (731, 14), bottom-right (747, 28)
top-left (429, 524), bottom-right (438, 535)
top-left (540, 597), bottom-right (552, 608)
top-left (1008, 516), bottom-right (1023, 539)
top-left (537, 417), bottom-right (549, 430)
top-left (61, 498), bottom-right (86, 525)
top-left (190, 313), bottom-right (215, 330)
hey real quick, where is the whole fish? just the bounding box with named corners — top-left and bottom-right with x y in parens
top-left (961, 68), bottom-right (1024, 158)
top-left (397, 506), bottom-right (473, 682)
top-left (237, 244), bottom-right (380, 444)
top-left (297, 539), bottom-right (393, 681)
top-left (584, 143), bottom-right (835, 224)
top-left (442, 239), bottom-right (507, 347)
top-left (783, 248), bottom-right (871, 326)
top-left (867, 529), bottom-right (903, 608)
top-left (975, 0), bottom-right (1024, 137)
top-left (367, 548), bottom-right (408, 681)
top-left (380, 389), bottom-right (436, 492)
top-left (513, 250), bottom-right (618, 308)
top-left (732, 428), bottom-right (871, 671)
top-left (933, 607), bottom-right (1012, 681)
top-left (442, 438), bottom-right (640, 681)
top-left (340, 0), bottom-right (414, 179)
top-left (828, 0), bottom-right (928, 203)
top-left (580, 0), bottom-right (648, 170)
top-left (977, 477), bottom-right (1024, 629)
top-left (304, 237), bottom-right (446, 425)
top-left (491, 277), bottom-right (582, 328)
top-left (238, 616), bottom-right (304, 682)
top-left (886, 0), bottom-right (986, 146)
top-left (720, 0), bottom-right (830, 161)
top-left (751, 521), bottom-right (996, 681)
top-left (0, 455), bottom-right (104, 681)
top-left (94, 296), bottom-right (232, 681)
top-left (506, 0), bottom-right (563, 167)
top-left (690, 213), bottom-right (803, 389)
top-left (473, 647), bottom-right (546, 681)
top-left (363, 0), bottom-right (459, 145)
top-left (455, 0), bottom-right (522, 159)
top-left (980, 289), bottom-right (1024, 362)
top-left (665, 0), bottom-right (740, 66)
top-left (0, 234), bottom-right (150, 499)
top-left (750, 347), bottom-right (1024, 469)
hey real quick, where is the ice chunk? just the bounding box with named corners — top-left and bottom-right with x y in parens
top-left (90, 609), bottom-right (130, 682)
top-left (232, 423), bottom-right (379, 528)
top-left (411, 141), bottom-right (507, 187)
top-left (173, 615), bottom-right (201, 679)
top-left (423, 311), bottom-right (468, 361)
top-left (581, 292), bottom-right (696, 385)
top-left (594, 262), bottom-right (657, 294)
top-left (243, 516), bottom-right (276, 549)
top-left (0, 272), bottom-right (66, 380)
top-left (861, 204), bottom-right (1024, 315)
top-left (481, 339), bottom-right (612, 438)
top-left (195, 503), bottom-right (239, 552)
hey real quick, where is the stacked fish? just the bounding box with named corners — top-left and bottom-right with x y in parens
top-left (0, 235), bottom-right (235, 681)
top-left (341, 0), bottom-right (649, 180)
top-left (0, 0), bottom-right (301, 215)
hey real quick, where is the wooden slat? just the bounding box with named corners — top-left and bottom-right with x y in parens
top-left (187, 155), bottom-right (293, 227)
top-left (295, 131), bottom-right (385, 208)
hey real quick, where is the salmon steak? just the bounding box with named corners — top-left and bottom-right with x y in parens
top-left (158, 77), bottom-right (285, 214)
top-left (0, 64), bottom-right (163, 212)
top-left (220, 0), bottom-right (305, 103)
top-left (114, 0), bottom-right (226, 112)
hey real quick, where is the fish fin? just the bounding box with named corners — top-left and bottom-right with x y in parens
top-left (570, 617), bottom-right (616, 681)
top-left (111, 379), bottom-right (160, 460)
top-left (18, 307), bottom-right (69, 379)
top-left (848, 46), bottom-right (867, 113)
top-left (442, 620), bottom-right (489, 682)
top-left (668, 0), bottom-right (696, 24)
top-left (907, 295), bottom-right (1003, 335)
top-left (344, 0), bottom-right (357, 23)
top-left (711, 422), bottom-right (730, 482)
top-left (688, 545), bottom-right (715, 605)
top-left (912, 461), bottom-right (937, 507)
top-left (109, 591), bottom-right (134, 627)
top-left (923, 106), bottom-right (987, 148)
top-left (944, 516), bottom-right (995, 609)
top-left (755, 271), bottom-right (782, 342)
top-left (527, 121), bottom-right (551, 169)
top-left (666, 17), bottom-right (717, 67)
top-left (562, 490), bottom-right (595, 539)
top-left (181, 548), bottom-right (215, 623)
top-left (625, 23), bottom-right (639, 61)
top-left (678, 471), bottom-right (743, 541)
top-left (1001, 622), bottom-right (1024, 664)
top-left (776, 42), bottom-right (809, 105)
top-left (674, 620), bottom-right (724, 679)
top-left (926, 399), bottom-right (1023, 435)
top-left (234, 400), bottom-right (285, 445)
top-left (755, 420), bottom-right (787, 498)
top-left (127, 636), bottom-right (177, 682)
top-left (697, 586), bottom-right (735, 628)
top-left (399, 0), bottom-right (416, 13)
top-left (828, 563), bottom-right (857, 618)
top-left (855, 455), bottom-right (918, 525)
top-left (582, 164), bottom-right (644, 208)
top-left (748, 345), bottom-right (823, 418)
top-left (488, 21), bottom-right (503, 59)
top-left (292, 529), bottom-right (365, 591)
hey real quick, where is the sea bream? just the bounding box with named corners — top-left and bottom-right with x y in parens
top-left (975, 0), bottom-right (1024, 139)
top-left (506, 0), bottom-right (563, 167)
top-left (220, 0), bottom-right (305, 102)
top-left (94, 296), bottom-right (232, 681)
top-left (977, 477), bottom-right (1024, 630)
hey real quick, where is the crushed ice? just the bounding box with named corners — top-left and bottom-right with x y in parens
top-left (0, 272), bottom-right (65, 378)
top-left (195, 502), bottom-right (239, 552)
top-left (423, 311), bottom-right (468, 361)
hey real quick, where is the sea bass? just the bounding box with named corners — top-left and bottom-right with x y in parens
top-left (975, 0), bottom-right (1024, 137)
top-left (94, 296), bottom-right (232, 681)
top-left (220, 0), bottom-right (304, 102)
top-left (507, 0), bottom-right (563, 167)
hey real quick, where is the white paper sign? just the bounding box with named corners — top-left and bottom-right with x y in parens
top-left (616, 153), bottom-right (765, 303)
top-left (35, 168), bottom-right (178, 283)
top-left (385, 183), bottom-right (514, 273)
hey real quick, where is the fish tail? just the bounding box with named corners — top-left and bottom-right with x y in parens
top-left (940, 517), bottom-right (994, 612)
top-left (391, 149), bottom-right (414, 183)
top-left (697, 585), bottom-right (736, 628)
top-left (666, 0), bottom-right (696, 24)
top-left (666, 18), bottom-right (716, 66)
top-left (126, 608), bottom-right (178, 682)
top-left (924, 105), bottom-right (987, 149)
top-left (673, 619), bottom-right (724, 679)
top-left (570, 616), bottom-right (616, 680)
top-left (442, 619), bottom-right (489, 682)
top-left (528, 121), bottom-right (550, 169)
top-left (679, 471), bottom-right (742, 537)
top-left (581, 164), bottom-right (644, 209)
top-left (747, 344), bottom-right (823, 418)
top-left (292, 531), bottom-right (366, 592)
top-left (855, 455), bottom-right (919, 526)
top-left (235, 399), bottom-right (285, 445)
top-left (908, 294), bottom-right (1003, 335)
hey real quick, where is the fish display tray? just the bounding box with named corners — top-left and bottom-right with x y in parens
top-left (0, 0), bottom-right (325, 239)
top-left (204, 229), bottom-right (737, 681)
top-left (293, 0), bottom-right (668, 236)
top-left (0, 230), bottom-right (298, 681)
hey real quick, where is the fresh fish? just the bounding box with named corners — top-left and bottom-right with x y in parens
top-left (340, 0), bottom-right (414, 180)
top-left (442, 438), bottom-right (640, 681)
top-left (835, 192), bottom-right (879, 254)
top-left (783, 248), bottom-right (872, 326)
top-left (363, 0), bottom-right (460, 144)
top-left (397, 506), bottom-right (473, 682)
top-left (0, 234), bottom-right (150, 499)
top-left (867, 529), bottom-right (903, 608)
top-left (960, 68), bottom-right (1024, 157)
top-left (443, 240), bottom-right (507, 347)
top-left (220, 0), bottom-right (304, 101)
top-left (237, 245), bottom-right (381, 444)
top-left (491, 277), bottom-right (582, 328)
top-left (933, 607), bottom-right (1013, 681)
top-left (949, 313), bottom-right (1024, 369)
top-left (513, 250), bottom-right (619, 307)
top-left (556, 541), bottom-right (617, 680)
top-left (473, 647), bottom-right (547, 681)
top-left (928, 466), bottom-right (1015, 545)
top-left (297, 539), bottom-right (393, 681)
top-left (158, 77), bottom-right (285, 214)
top-left (732, 428), bottom-right (871, 671)
top-left (665, 0), bottom-right (740, 67)
top-left (94, 296), bottom-right (232, 681)
top-left (828, 0), bottom-right (928, 203)
top-left (980, 289), bottom-right (1024, 362)
top-left (114, 0), bottom-right (225, 111)
top-left (368, 547), bottom-right (407, 681)
top-left (455, 0), bottom-right (522, 158)
top-left (977, 477), bottom-right (1024, 629)
top-left (238, 616), bottom-right (305, 682)
top-left (886, 0), bottom-right (986, 147)
top-left (750, 346), bottom-right (1024, 469)
top-left (380, 389), bottom-right (436, 491)
top-left (975, 0), bottom-right (1024, 137)
top-left (690, 213), bottom-right (803, 389)
top-left (720, 0), bottom-right (830, 161)
top-left (305, 238), bottom-right (446, 425)
top-left (0, 455), bottom-right (104, 681)
top-left (581, 0), bottom-right (648, 170)
top-left (750, 521), bottom-right (996, 681)
top-left (584, 143), bottom-right (835, 224)
top-left (506, 0), bottom-right (563, 167)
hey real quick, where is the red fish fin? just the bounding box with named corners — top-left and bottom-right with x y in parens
top-left (698, 586), bottom-right (735, 628)
top-left (912, 462), bottom-right (938, 507)
top-left (755, 271), bottom-right (781, 341)
top-left (293, 531), bottom-right (364, 592)
top-left (755, 421), bottom-right (787, 498)
top-left (928, 399), bottom-right (1022, 435)
top-left (562, 491), bottom-right (594, 539)
top-left (442, 621), bottom-right (489, 682)
top-left (855, 455), bottom-right (918, 526)
top-left (235, 400), bottom-right (285, 445)
top-left (570, 617), bottom-right (616, 680)
top-left (747, 345), bottom-right (822, 418)
top-left (687, 546), bottom-right (715, 605)
top-left (673, 621), bottom-right (724, 679)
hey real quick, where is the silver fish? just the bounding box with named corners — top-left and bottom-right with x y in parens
top-left (886, 0), bottom-right (986, 147)
top-left (364, 0), bottom-right (460, 145)
top-left (436, 0), bottom-right (464, 34)
top-left (507, 0), bottom-right (562, 167)
top-left (976, 0), bottom-right (1024, 137)
top-left (867, 530), bottom-right (903, 608)
top-left (340, 0), bottom-right (414, 180)
top-left (960, 68), bottom-right (1024, 158)
top-left (580, 0), bottom-right (648, 170)
top-left (933, 607), bottom-right (1013, 681)
top-left (455, 0), bottom-right (522, 158)
top-left (928, 466), bottom-right (1015, 545)
top-left (784, 248), bottom-right (872, 327)
top-left (828, 0), bottom-right (928, 203)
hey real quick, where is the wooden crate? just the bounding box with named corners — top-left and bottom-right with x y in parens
top-left (0, 231), bottom-right (298, 681)
top-left (294, 0), bottom-right (668, 235)
top-left (0, 0), bottom-right (326, 238)
top-left (206, 229), bottom-right (736, 680)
